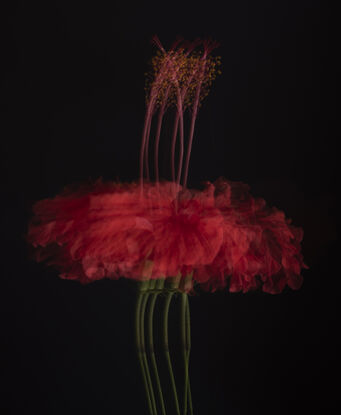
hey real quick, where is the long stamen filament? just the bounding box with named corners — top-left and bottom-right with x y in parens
top-left (140, 100), bottom-right (155, 195)
top-left (183, 54), bottom-right (208, 189)
top-left (144, 114), bottom-right (153, 182)
top-left (176, 98), bottom-right (185, 189)
top-left (155, 88), bottom-right (170, 186)
top-left (182, 81), bottom-right (202, 190)
top-left (171, 113), bottom-right (180, 196)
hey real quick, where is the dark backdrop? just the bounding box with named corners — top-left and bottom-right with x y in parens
top-left (1, 1), bottom-right (338, 414)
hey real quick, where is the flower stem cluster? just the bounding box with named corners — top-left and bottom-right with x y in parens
top-left (135, 278), bottom-right (192, 415)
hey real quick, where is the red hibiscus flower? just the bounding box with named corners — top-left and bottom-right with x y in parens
top-left (27, 37), bottom-right (306, 295)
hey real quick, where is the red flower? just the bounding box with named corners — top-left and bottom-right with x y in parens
top-left (27, 37), bottom-right (307, 294)
top-left (27, 178), bottom-right (307, 294)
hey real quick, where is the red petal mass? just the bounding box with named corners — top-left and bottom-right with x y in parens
top-left (194, 179), bottom-right (307, 293)
top-left (27, 179), bottom-right (307, 293)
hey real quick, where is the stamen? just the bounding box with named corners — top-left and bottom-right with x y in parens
top-left (144, 113), bottom-right (152, 181)
top-left (154, 86), bottom-right (170, 185)
top-left (176, 95), bottom-right (184, 189)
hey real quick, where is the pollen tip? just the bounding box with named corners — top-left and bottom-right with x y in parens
top-left (151, 35), bottom-right (165, 52)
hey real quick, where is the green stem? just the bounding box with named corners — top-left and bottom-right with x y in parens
top-left (141, 287), bottom-right (158, 415)
top-left (186, 296), bottom-right (193, 415)
top-left (148, 287), bottom-right (167, 415)
top-left (163, 291), bottom-right (181, 415)
top-left (135, 286), bottom-right (154, 415)
top-left (180, 293), bottom-right (188, 415)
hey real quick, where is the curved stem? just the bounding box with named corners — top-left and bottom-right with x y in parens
top-left (135, 288), bottom-right (154, 415)
top-left (163, 291), bottom-right (181, 415)
top-left (141, 289), bottom-right (157, 415)
top-left (180, 293), bottom-right (193, 415)
top-left (148, 290), bottom-right (167, 415)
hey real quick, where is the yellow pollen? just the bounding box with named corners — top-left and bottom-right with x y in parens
top-left (145, 47), bottom-right (221, 109)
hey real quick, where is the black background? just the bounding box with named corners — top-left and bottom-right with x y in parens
top-left (1, 1), bottom-right (338, 414)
